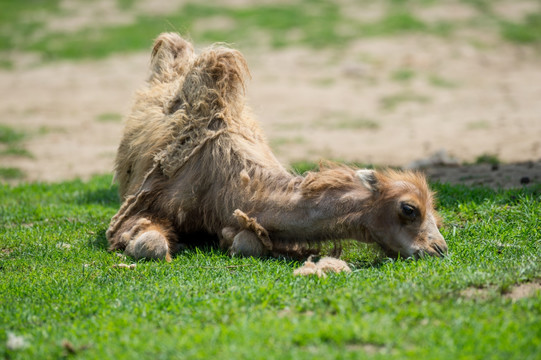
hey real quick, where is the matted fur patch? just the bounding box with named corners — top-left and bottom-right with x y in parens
top-left (293, 256), bottom-right (351, 277)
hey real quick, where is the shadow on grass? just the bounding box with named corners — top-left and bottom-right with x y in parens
top-left (90, 228), bottom-right (109, 250)
top-left (76, 186), bottom-right (120, 207)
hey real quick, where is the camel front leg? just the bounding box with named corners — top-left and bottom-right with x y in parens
top-left (107, 216), bottom-right (178, 262)
top-left (220, 227), bottom-right (268, 257)
top-left (218, 209), bottom-right (274, 257)
top-left (230, 229), bottom-right (269, 257)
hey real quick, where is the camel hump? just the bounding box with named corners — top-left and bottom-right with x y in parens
top-left (150, 32), bottom-right (195, 83)
top-left (193, 45), bottom-right (250, 97)
top-left (179, 45), bottom-right (250, 116)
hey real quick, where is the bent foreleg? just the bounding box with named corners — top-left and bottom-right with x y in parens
top-left (107, 216), bottom-right (179, 262)
top-left (219, 210), bottom-right (273, 257)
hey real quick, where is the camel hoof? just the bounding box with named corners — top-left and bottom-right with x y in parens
top-left (125, 230), bottom-right (171, 261)
top-left (230, 230), bottom-right (266, 257)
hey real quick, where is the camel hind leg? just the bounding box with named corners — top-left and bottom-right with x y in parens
top-left (107, 216), bottom-right (178, 262)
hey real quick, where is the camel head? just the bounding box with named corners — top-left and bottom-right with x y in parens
top-left (356, 169), bottom-right (447, 258)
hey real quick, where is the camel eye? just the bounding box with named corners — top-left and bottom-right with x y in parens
top-left (401, 203), bottom-right (417, 220)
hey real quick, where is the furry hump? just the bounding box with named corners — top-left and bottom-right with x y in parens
top-left (114, 33), bottom-right (262, 199)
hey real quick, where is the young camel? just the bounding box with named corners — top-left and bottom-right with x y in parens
top-left (106, 33), bottom-right (447, 262)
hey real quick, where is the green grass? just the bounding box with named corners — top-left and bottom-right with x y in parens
top-left (501, 13), bottom-right (541, 44)
top-left (0, 167), bottom-right (25, 180)
top-left (0, 125), bottom-right (32, 160)
top-left (391, 68), bottom-right (416, 82)
top-left (1, 174), bottom-right (540, 359)
top-left (95, 112), bottom-right (123, 123)
top-left (0, 125), bottom-right (25, 144)
top-left (474, 153), bottom-right (501, 166)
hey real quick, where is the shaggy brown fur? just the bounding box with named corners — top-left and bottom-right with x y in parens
top-left (106, 33), bottom-right (447, 261)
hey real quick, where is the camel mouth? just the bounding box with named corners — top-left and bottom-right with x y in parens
top-left (413, 243), bottom-right (448, 259)
top-left (375, 239), bottom-right (447, 260)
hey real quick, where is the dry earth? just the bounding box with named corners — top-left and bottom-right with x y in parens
top-left (1, 0), bottom-right (541, 188)
top-left (460, 279), bottom-right (541, 302)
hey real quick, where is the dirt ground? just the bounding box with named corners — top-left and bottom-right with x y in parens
top-left (1, 1), bottom-right (541, 188)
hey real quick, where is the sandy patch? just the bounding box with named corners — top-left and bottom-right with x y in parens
top-left (248, 36), bottom-right (541, 166)
top-left (460, 280), bottom-right (541, 301)
top-left (0, 54), bottom-right (149, 182)
top-left (415, 2), bottom-right (478, 23)
top-left (460, 286), bottom-right (493, 301)
top-left (47, 0), bottom-right (135, 32)
top-left (504, 280), bottom-right (541, 301)
top-left (492, 1), bottom-right (541, 22)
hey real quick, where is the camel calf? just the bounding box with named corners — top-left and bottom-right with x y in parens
top-left (106, 33), bottom-right (447, 261)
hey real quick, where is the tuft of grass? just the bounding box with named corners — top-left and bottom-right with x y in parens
top-left (0, 167), bottom-right (25, 180)
top-left (467, 120), bottom-right (491, 130)
top-left (316, 113), bottom-right (380, 130)
top-left (500, 13), bottom-right (541, 44)
top-left (461, 0), bottom-right (494, 14)
top-left (391, 68), bottom-right (416, 82)
top-left (0, 125), bottom-right (32, 158)
top-left (428, 74), bottom-right (459, 88)
top-left (270, 136), bottom-right (306, 150)
top-left (0, 59), bottom-right (14, 69)
top-left (116, 0), bottom-right (137, 11)
top-left (312, 77), bottom-right (336, 87)
top-left (96, 112), bottom-right (123, 123)
top-left (1, 174), bottom-right (540, 358)
top-left (360, 11), bottom-right (427, 36)
top-left (475, 153), bottom-right (500, 165)
top-left (0, 147), bottom-right (33, 158)
top-left (380, 92), bottom-right (431, 110)
top-left (335, 118), bottom-right (380, 130)
top-left (0, 125), bottom-right (25, 144)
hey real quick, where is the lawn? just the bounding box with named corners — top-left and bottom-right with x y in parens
top-left (1, 174), bottom-right (540, 359)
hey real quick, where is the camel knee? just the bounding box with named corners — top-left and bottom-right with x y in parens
top-left (125, 230), bottom-right (171, 262)
top-left (230, 230), bottom-right (267, 257)
top-left (107, 216), bottom-right (176, 262)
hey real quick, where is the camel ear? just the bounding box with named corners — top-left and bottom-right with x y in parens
top-left (150, 32), bottom-right (194, 82)
top-left (356, 169), bottom-right (378, 192)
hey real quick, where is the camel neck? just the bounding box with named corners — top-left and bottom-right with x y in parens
top-left (246, 169), bottom-right (371, 243)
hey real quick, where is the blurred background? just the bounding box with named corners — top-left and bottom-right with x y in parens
top-left (1, 0), bottom-right (540, 186)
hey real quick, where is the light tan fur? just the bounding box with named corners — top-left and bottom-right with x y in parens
top-left (106, 33), bottom-right (447, 261)
top-left (293, 256), bottom-right (352, 277)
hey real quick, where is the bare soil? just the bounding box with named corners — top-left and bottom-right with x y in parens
top-left (1, 3), bottom-right (541, 188)
top-left (503, 279), bottom-right (541, 301)
top-left (460, 279), bottom-right (541, 301)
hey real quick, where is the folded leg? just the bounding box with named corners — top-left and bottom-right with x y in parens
top-left (107, 215), bottom-right (178, 262)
